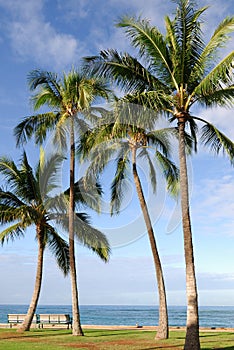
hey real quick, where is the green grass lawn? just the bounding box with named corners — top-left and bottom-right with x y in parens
top-left (0, 328), bottom-right (233, 350)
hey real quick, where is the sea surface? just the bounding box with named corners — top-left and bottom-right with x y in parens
top-left (0, 305), bottom-right (233, 328)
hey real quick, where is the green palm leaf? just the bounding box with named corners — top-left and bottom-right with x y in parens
top-left (46, 225), bottom-right (70, 276)
top-left (55, 212), bottom-right (110, 262)
top-left (193, 51), bottom-right (234, 104)
top-left (172, 0), bottom-right (207, 85)
top-left (64, 177), bottom-right (103, 213)
top-left (117, 16), bottom-right (177, 89)
top-left (110, 148), bottom-right (130, 215)
top-left (85, 49), bottom-right (167, 93)
top-left (199, 121), bottom-right (234, 164)
top-left (156, 151), bottom-right (179, 196)
top-left (194, 16), bottom-right (234, 76)
top-left (14, 112), bottom-right (59, 146)
top-left (28, 70), bottom-right (62, 106)
top-left (74, 213), bottom-right (110, 262)
top-left (137, 148), bottom-right (157, 193)
top-left (0, 222), bottom-right (25, 245)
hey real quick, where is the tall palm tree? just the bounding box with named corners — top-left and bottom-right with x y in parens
top-left (0, 151), bottom-right (110, 332)
top-left (0, 151), bottom-right (70, 332)
top-left (79, 100), bottom-right (180, 339)
top-left (14, 69), bottom-right (111, 335)
top-left (84, 1), bottom-right (234, 348)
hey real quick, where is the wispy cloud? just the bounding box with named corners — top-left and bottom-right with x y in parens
top-left (0, 0), bottom-right (81, 69)
top-left (192, 171), bottom-right (234, 236)
top-left (57, 0), bottom-right (90, 20)
top-left (9, 20), bottom-right (79, 68)
top-left (198, 107), bottom-right (234, 140)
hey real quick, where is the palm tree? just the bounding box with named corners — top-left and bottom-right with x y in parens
top-left (79, 100), bottom-right (179, 339)
top-left (0, 151), bottom-right (70, 331)
top-left (14, 69), bottom-right (111, 335)
top-left (84, 1), bottom-right (234, 348)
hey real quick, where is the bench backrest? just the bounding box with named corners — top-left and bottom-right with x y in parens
top-left (38, 314), bottom-right (70, 323)
top-left (8, 314), bottom-right (38, 323)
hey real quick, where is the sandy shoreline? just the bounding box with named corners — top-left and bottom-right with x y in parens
top-left (82, 325), bottom-right (234, 332)
top-left (0, 323), bottom-right (233, 332)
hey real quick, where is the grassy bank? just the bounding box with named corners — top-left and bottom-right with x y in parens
top-left (0, 328), bottom-right (233, 349)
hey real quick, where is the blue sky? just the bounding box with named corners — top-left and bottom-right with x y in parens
top-left (0, 0), bottom-right (233, 308)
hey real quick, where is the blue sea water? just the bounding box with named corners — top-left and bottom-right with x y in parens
top-left (0, 305), bottom-right (234, 328)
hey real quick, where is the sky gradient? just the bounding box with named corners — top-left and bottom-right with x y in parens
top-left (0, 0), bottom-right (233, 307)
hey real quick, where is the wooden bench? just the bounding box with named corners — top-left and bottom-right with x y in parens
top-left (38, 314), bottom-right (72, 329)
top-left (7, 313), bottom-right (72, 329)
top-left (7, 314), bottom-right (38, 328)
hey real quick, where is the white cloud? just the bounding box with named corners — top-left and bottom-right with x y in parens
top-left (198, 272), bottom-right (234, 290)
top-left (192, 172), bottom-right (234, 236)
top-left (108, 0), bottom-right (171, 26)
top-left (0, 0), bottom-right (44, 20)
top-left (9, 20), bottom-right (79, 69)
top-left (1, 249), bottom-right (233, 305)
top-left (57, 0), bottom-right (89, 20)
top-left (199, 107), bottom-right (234, 140)
top-left (0, 0), bottom-right (81, 69)
top-left (0, 251), bottom-right (71, 304)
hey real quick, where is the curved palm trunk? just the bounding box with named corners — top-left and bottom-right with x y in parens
top-left (18, 229), bottom-right (44, 332)
top-left (69, 118), bottom-right (84, 336)
top-left (178, 120), bottom-right (200, 350)
top-left (131, 146), bottom-right (168, 340)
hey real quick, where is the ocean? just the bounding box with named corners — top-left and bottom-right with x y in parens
top-left (0, 305), bottom-right (234, 328)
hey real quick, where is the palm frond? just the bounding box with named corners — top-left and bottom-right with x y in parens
top-left (14, 112), bottom-right (59, 146)
top-left (28, 70), bottom-right (62, 105)
top-left (193, 51), bottom-right (234, 104)
top-left (172, 0), bottom-right (207, 85)
top-left (74, 213), bottom-right (111, 262)
top-left (123, 90), bottom-right (172, 114)
top-left (115, 97), bottom-right (161, 130)
top-left (46, 225), bottom-right (70, 276)
top-left (165, 15), bottom-right (181, 77)
top-left (199, 121), bottom-right (234, 164)
top-left (195, 16), bottom-right (234, 76)
top-left (117, 16), bottom-right (177, 89)
top-left (0, 190), bottom-right (25, 208)
top-left (0, 155), bottom-right (38, 203)
top-left (156, 151), bottom-right (180, 197)
top-left (84, 49), bottom-right (167, 93)
top-left (38, 150), bottom-right (65, 200)
top-left (187, 117), bottom-right (198, 152)
top-left (137, 148), bottom-right (157, 192)
top-left (85, 140), bottom-right (121, 183)
top-left (19, 151), bottom-right (42, 203)
top-left (110, 149), bottom-right (130, 215)
top-left (31, 88), bottom-right (62, 111)
top-left (64, 177), bottom-right (103, 213)
top-left (0, 157), bottom-right (20, 187)
top-left (147, 128), bottom-right (172, 157)
top-left (196, 87), bottom-right (234, 108)
top-left (0, 222), bottom-right (25, 245)
top-left (56, 213), bottom-right (110, 261)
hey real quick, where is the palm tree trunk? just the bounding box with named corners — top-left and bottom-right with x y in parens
top-left (131, 146), bottom-right (168, 340)
top-left (69, 117), bottom-right (84, 336)
top-left (18, 228), bottom-right (44, 332)
top-left (178, 119), bottom-right (200, 350)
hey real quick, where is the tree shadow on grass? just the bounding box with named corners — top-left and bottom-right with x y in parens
top-left (203, 347), bottom-right (234, 350)
top-left (84, 329), bottom-right (146, 337)
top-left (200, 333), bottom-right (224, 338)
top-left (140, 346), bottom-right (182, 350)
top-left (0, 329), bottom-right (70, 340)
